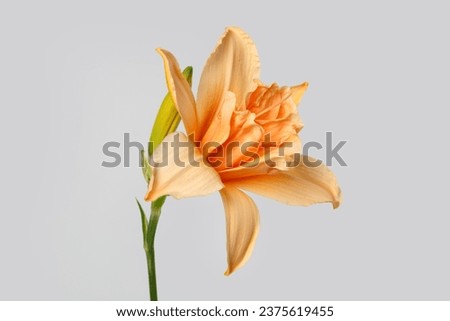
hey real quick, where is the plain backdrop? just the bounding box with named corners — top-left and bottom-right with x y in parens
top-left (1, 0), bottom-right (449, 300)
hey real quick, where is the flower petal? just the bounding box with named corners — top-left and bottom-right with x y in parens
top-left (227, 155), bottom-right (342, 209)
top-left (220, 186), bottom-right (260, 275)
top-left (257, 113), bottom-right (302, 145)
top-left (219, 135), bottom-right (302, 181)
top-left (201, 91), bottom-right (236, 149)
top-left (156, 48), bottom-right (198, 137)
top-left (196, 27), bottom-right (260, 138)
top-left (290, 82), bottom-right (309, 106)
top-left (209, 109), bottom-right (264, 171)
top-left (145, 132), bottom-right (224, 201)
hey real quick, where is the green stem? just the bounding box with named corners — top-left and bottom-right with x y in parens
top-left (145, 197), bottom-right (165, 301)
top-left (145, 244), bottom-right (158, 301)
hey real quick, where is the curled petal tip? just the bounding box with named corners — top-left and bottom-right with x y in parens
top-left (332, 187), bottom-right (343, 209)
top-left (291, 82), bottom-right (309, 105)
top-left (144, 192), bottom-right (153, 202)
top-left (225, 26), bottom-right (243, 33)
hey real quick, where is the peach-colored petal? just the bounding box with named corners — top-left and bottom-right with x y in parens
top-left (219, 135), bottom-right (302, 181)
top-left (245, 83), bottom-right (304, 144)
top-left (247, 83), bottom-right (286, 119)
top-left (145, 132), bottom-right (223, 201)
top-left (257, 113), bottom-right (302, 145)
top-left (156, 48), bottom-right (198, 137)
top-left (210, 109), bottom-right (264, 171)
top-left (227, 155), bottom-right (341, 209)
top-left (201, 91), bottom-right (236, 150)
top-left (290, 82), bottom-right (309, 105)
top-left (220, 185), bottom-right (260, 275)
top-left (196, 27), bottom-right (260, 138)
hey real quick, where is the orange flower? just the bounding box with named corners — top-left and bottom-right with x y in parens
top-left (145, 27), bottom-right (341, 275)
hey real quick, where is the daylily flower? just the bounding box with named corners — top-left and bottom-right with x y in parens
top-left (145, 27), bottom-right (341, 275)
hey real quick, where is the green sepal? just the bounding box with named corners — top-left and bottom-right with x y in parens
top-left (135, 198), bottom-right (148, 249)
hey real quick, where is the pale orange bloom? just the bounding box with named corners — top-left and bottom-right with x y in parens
top-left (145, 27), bottom-right (341, 275)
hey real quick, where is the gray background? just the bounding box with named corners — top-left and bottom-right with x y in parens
top-left (1, 0), bottom-right (449, 300)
